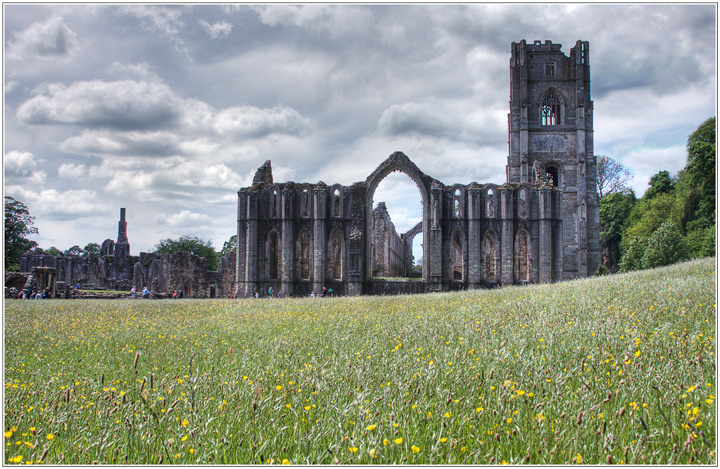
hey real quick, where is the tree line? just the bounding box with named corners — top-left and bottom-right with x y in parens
top-left (5, 117), bottom-right (715, 275)
top-left (597, 117), bottom-right (715, 274)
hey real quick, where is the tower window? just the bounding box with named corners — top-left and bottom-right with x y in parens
top-left (541, 91), bottom-right (562, 126)
top-left (545, 62), bottom-right (555, 76)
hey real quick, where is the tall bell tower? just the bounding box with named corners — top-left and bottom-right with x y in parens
top-left (507, 39), bottom-right (601, 279)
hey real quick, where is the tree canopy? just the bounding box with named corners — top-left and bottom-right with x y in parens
top-left (596, 155), bottom-right (632, 198)
top-left (605, 117), bottom-right (716, 273)
top-left (154, 235), bottom-right (220, 271)
top-left (4, 197), bottom-right (38, 271)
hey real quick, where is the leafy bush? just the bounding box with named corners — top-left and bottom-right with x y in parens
top-left (641, 221), bottom-right (687, 269)
top-left (619, 236), bottom-right (648, 272)
top-left (685, 225), bottom-right (716, 258)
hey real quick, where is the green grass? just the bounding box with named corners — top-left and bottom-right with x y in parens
top-left (4, 258), bottom-right (716, 464)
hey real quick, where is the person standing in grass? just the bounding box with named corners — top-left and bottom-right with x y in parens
top-left (142, 286), bottom-right (150, 298)
top-left (130, 285), bottom-right (136, 298)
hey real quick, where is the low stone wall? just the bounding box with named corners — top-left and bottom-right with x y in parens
top-left (367, 279), bottom-right (427, 296)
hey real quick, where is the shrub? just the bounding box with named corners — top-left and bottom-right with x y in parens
top-left (641, 221), bottom-right (687, 269)
top-left (619, 236), bottom-right (648, 272)
top-left (685, 225), bottom-right (716, 258)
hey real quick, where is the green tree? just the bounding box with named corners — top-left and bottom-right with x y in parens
top-left (65, 245), bottom-right (83, 257)
top-left (641, 221), bottom-right (687, 269)
top-left (83, 243), bottom-right (100, 257)
top-left (4, 196), bottom-right (39, 271)
top-left (623, 192), bottom-right (676, 248)
top-left (220, 235), bottom-right (237, 258)
top-left (599, 191), bottom-right (636, 271)
top-left (684, 117), bottom-right (716, 231)
top-left (643, 170), bottom-right (675, 200)
top-left (45, 247), bottom-right (63, 257)
top-left (619, 236), bottom-right (648, 272)
top-left (596, 155), bottom-right (632, 198)
top-left (154, 235), bottom-right (219, 271)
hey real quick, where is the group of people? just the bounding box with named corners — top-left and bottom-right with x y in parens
top-left (310, 287), bottom-right (333, 298)
top-left (130, 286), bottom-right (151, 298)
top-left (253, 286), bottom-right (335, 299)
top-left (15, 288), bottom-right (51, 299)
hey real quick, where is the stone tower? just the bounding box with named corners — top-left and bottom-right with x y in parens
top-left (115, 208), bottom-right (130, 260)
top-left (507, 39), bottom-right (601, 279)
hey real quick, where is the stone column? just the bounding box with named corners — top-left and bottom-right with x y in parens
top-left (538, 188), bottom-right (553, 283)
top-left (500, 186), bottom-right (514, 286)
top-left (576, 128), bottom-right (588, 277)
top-left (467, 185), bottom-right (481, 289)
top-left (245, 190), bottom-right (260, 297)
top-left (235, 191), bottom-right (247, 297)
top-left (281, 188), bottom-right (294, 296)
top-left (312, 185), bottom-right (328, 295)
top-left (428, 182), bottom-right (444, 291)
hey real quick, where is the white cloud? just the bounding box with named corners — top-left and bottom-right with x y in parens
top-left (58, 163), bottom-right (87, 179)
top-left (5, 186), bottom-right (105, 220)
top-left (213, 105), bottom-right (313, 139)
top-left (622, 146), bottom-right (687, 196)
top-left (251, 5), bottom-right (374, 39)
top-left (4, 151), bottom-right (47, 185)
top-left (106, 62), bottom-right (161, 82)
top-left (6, 15), bottom-right (78, 61)
top-left (17, 79), bottom-right (181, 128)
top-left (117, 5), bottom-right (184, 39)
top-left (199, 20), bottom-right (232, 39)
top-left (155, 210), bottom-right (213, 228)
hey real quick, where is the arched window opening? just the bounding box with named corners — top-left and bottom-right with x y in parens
top-left (268, 231), bottom-right (280, 280)
top-left (518, 188), bottom-right (528, 219)
top-left (453, 188), bottom-right (462, 218)
top-left (486, 188), bottom-right (495, 218)
top-left (332, 188), bottom-right (342, 217)
top-left (299, 230), bottom-right (311, 280)
top-left (300, 188), bottom-right (310, 217)
top-left (541, 91), bottom-right (562, 126)
top-left (483, 231), bottom-right (497, 282)
top-left (516, 231), bottom-right (530, 282)
top-left (546, 166), bottom-right (559, 188)
top-left (329, 231), bottom-right (342, 280)
top-left (271, 189), bottom-right (280, 218)
top-left (451, 230), bottom-right (464, 281)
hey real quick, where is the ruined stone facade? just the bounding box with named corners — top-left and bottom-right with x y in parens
top-left (17, 208), bottom-right (236, 298)
top-left (235, 40), bottom-right (601, 297)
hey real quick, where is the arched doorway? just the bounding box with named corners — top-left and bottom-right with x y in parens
top-left (364, 153), bottom-right (431, 283)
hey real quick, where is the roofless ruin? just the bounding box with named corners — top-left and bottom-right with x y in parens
top-left (16, 40), bottom-right (601, 298)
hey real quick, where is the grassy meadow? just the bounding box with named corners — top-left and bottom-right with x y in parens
top-left (4, 258), bottom-right (716, 464)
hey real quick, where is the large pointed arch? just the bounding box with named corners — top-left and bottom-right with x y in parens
top-left (364, 152), bottom-right (435, 283)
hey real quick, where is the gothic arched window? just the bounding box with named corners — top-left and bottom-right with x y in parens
top-left (329, 230), bottom-right (342, 280)
top-left (516, 230), bottom-right (530, 282)
top-left (299, 230), bottom-right (311, 280)
top-left (332, 187), bottom-right (342, 218)
top-left (453, 187), bottom-right (463, 218)
top-left (518, 188), bottom-right (528, 219)
top-left (483, 231), bottom-right (497, 282)
top-left (268, 231), bottom-right (280, 279)
top-left (541, 91), bottom-right (562, 126)
top-left (300, 187), bottom-right (310, 218)
top-left (486, 188), bottom-right (495, 218)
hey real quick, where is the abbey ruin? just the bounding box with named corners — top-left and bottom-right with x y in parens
top-left (13, 40), bottom-right (601, 298)
top-left (235, 39), bottom-right (601, 297)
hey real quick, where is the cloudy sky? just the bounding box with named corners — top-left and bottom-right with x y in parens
top-left (3, 4), bottom-right (716, 256)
